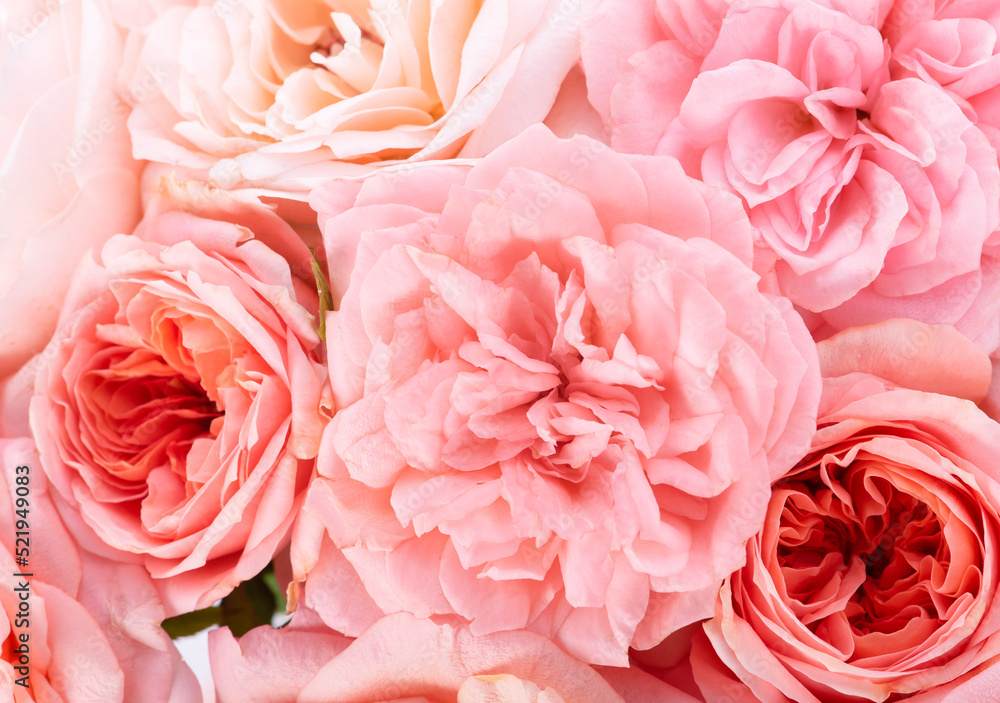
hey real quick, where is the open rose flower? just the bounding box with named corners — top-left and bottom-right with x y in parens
top-left (29, 181), bottom-right (327, 614)
top-left (210, 611), bottom-right (696, 702)
top-left (887, 0), bottom-right (1000, 145)
top-left (0, 0), bottom-right (143, 380)
top-left (682, 319), bottom-right (1000, 702)
top-left (0, 438), bottom-right (200, 702)
top-left (118, 0), bottom-right (583, 197)
top-left (582, 0), bottom-right (1000, 354)
top-left (291, 126), bottom-right (821, 666)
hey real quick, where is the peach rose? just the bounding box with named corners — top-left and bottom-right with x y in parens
top-left (582, 0), bottom-right (1000, 353)
top-left (29, 180), bottom-right (328, 614)
top-left (0, 0), bottom-right (145, 381)
top-left (291, 126), bottom-right (821, 666)
top-left (210, 611), bottom-right (696, 702)
top-left (685, 320), bottom-right (1000, 702)
top-left (0, 438), bottom-right (199, 702)
top-left (117, 0), bottom-right (583, 197)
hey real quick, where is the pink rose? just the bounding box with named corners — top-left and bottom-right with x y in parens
top-left (117, 0), bottom-right (583, 197)
top-left (887, 0), bottom-right (1000, 150)
top-left (684, 319), bottom-right (1000, 702)
top-left (983, 352), bottom-right (1000, 423)
top-left (0, 438), bottom-right (199, 702)
top-left (292, 126), bottom-right (821, 666)
top-left (29, 180), bottom-right (328, 614)
top-left (584, 0), bottom-right (1000, 353)
top-left (0, 0), bottom-right (144, 380)
top-left (210, 611), bottom-right (695, 702)
top-left (580, 0), bottom-right (725, 154)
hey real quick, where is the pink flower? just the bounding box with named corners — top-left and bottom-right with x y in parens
top-left (293, 126), bottom-right (821, 666)
top-left (0, 438), bottom-right (200, 702)
top-left (580, 0), bottom-right (725, 153)
top-left (583, 0), bottom-right (1000, 353)
top-left (887, 0), bottom-right (1000, 136)
top-left (983, 352), bottom-right (1000, 424)
top-left (210, 611), bottom-right (695, 702)
top-left (0, 0), bottom-right (143, 381)
top-left (29, 180), bottom-right (328, 614)
top-left (118, 0), bottom-right (583, 197)
top-left (684, 319), bottom-right (1000, 702)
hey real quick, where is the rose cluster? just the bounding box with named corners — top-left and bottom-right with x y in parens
top-left (4, 0), bottom-right (1000, 701)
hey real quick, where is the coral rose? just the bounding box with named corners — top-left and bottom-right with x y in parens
top-left (29, 181), bottom-right (327, 614)
top-left (582, 0), bottom-right (1000, 353)
top-left (292, 126), bottom-right (821, 666)
top-left (118, 0), bottom-right (583, 196)
top-left (684, 319), bottom-right (1000, 702)
top-left (0, 0), bottom-right (144, 380)
top-left (0, 438), bottom-right (200, 702)
top-left (209, 611), bottom-right (697, 703)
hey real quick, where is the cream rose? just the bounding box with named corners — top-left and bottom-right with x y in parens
top-left (118, 0), bottom-right (583, 196)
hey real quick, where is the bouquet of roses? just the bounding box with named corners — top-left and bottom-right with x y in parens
top-left (5, 0), bottom-right (1000, 700)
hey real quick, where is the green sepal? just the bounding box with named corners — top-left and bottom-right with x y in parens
top-left (310, 247), bottom-right (334, 342)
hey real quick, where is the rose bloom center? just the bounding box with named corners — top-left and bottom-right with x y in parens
top-left (769, 453), bottom-right (980, 661)
top-left (79, 301), bottom-right (248, 493)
